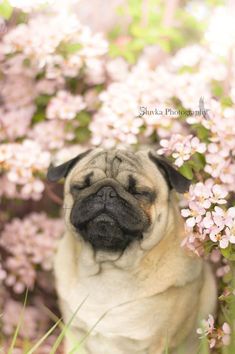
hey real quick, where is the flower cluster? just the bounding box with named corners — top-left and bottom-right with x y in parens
top-left (2, 297), bottom-right (48, 339)
top-left (181, 181), bottom-right (235, 252)
top-left (0, 287), bottom-right (63, 352)
top-left (1, 12), bottom-right (108, 79)
top-left (0, 140), bottom-right (50, 200)
top-left (158, 135), bottom-right (206, 167)
top-left (197, 314), bottom-right (231, 348)
top-left (0, 213), bottom-right (64, 293)
top-left (46, 90), bottom-right (86, 120)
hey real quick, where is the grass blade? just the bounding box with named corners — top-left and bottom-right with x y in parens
top-left (49, 295), bottom-right (88, 354)
top-left (26, 318), bottom-right (61, 354)
top-left (164, 330), bottom-right (169, 354)
top-left (197, 335), bottom-right (209, 354)
top-left (68, 310), bottom-right (108, 354)
top-left (8, 289), bottom-right (28, 354)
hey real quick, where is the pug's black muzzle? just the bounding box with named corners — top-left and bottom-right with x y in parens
top-left (70, 184), bottom-right (149, 251)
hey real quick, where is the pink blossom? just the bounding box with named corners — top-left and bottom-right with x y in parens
top-left (46, 90), bottom-right (86, 120)
top-left (2, 297), bottom-right (49, 339)
top-left (221, 323), bottom-right (231, 345)
top-left (158, 134), bottom-right (206, 167)
top-left (197, 314), bottom-right (215, 336)
top-left (216, 264), bottom-right (230, 277)
top-left (0, 213), bottom-right (64, 293)
top-left (0, 75), bottom-right (36, 110)
top-left (210, 184), bottom-right (228, 204)
top-left (210, 248), bottom-right (221, 263)
top-left (85, 58), bottom-right (106, 85)
top-left (225, 227), bottom-right (235, 244)
top-left (106, 58), bottom-right (129, 81)
top-left (181, 202), bottom-right (205, 228)
top-left (28, 120), bottom-right (74, 150)
top-left (0, 106), bottom-right (35, 141)
top-left (0, 140), bottom-right (50, 200)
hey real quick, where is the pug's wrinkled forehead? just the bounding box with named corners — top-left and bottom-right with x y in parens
top-left (70, 149), bottom-right (144, 179)
top-left (47, 147), bottom-right (191, 194)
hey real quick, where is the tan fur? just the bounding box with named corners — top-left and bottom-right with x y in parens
top-left (53, 148), bottom-right (217, 354)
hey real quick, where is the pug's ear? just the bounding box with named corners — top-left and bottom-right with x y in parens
top-left (47, 149), bottom-right (92, 182)
top-left (148, 151), bottom-right (191, 193)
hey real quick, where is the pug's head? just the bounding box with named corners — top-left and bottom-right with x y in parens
top-left (47, 148), bottom-right (190, 252)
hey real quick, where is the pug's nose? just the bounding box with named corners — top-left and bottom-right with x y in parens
top-left (97, 186), bottom-right (117, 201)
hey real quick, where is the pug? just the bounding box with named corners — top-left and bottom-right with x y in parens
top-left (47, 148), bottom-right (217, 354)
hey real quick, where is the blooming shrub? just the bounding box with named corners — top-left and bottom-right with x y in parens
top-left (0, 0), bottom-right (235, 353)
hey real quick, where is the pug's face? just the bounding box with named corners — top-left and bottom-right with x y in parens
top-left (47, 148), bottom-right (190, 252)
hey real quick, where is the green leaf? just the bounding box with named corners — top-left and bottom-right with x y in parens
top-left (35, 94), bottom-right (51, 107)
top-left (193, 124), bottom-right (209, 142)
top-left (220, 247), bottom-right (230, 259)
top-left (77, 112), bottom-right (91, 127)
top-left (221, 245), bottom-right (235, 261)
top-left (109, 41), bottom-right (137, 63)
top-left (108, 26), bottom-right (122, 40)
top-left (76, 127), bottom-right (91, 143)
top-left (211, 82), bottom-right (223, 98)
top-left (178, 163), bottom-right (194, 180)
top-left (63, 42), bottom-right (82, 54)
top-left (116, 4), bottom-right (125, 16)
top-left (221, 96), bottom-right (233, 108)
top-left (203, 240), bottom-right (215, 255)
top-left (219, 292), bottom-right (235, 304)
top-left (190, 152), bottom-right (206, 172)
top-left (0, 0), bottom-right (13, 20)
top-left (178, 66), bottom-right (198, 74)
top-left (32, 110), bottom-right (45, 124)
top-left (57, 42), bottom-right (82, 58)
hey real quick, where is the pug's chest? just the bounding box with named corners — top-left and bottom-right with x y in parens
top-left (60, 268), bottom-right (170, 341)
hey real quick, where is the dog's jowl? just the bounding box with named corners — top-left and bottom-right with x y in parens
top-left (47, 148), bottom-right (217, 354)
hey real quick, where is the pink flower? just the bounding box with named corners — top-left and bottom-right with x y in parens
top-left (210, 184), bottom-right (228, 204)
top-left (158, 134), bottom-right (206, 167)
top-left (225, 227), bottom-right (235, 244)
top-left (210, 248), bottom-right (221, 263)
top-left (46, 90), bottom-right (86, 120)
top-left (0, 106), bottom-right (35, 141)
top-left (212, 207), bottom-right (233, 229)
top-left (191, 182), bottom-right (212, 209)
top-left (181, 202), bottom-right (205, 228)
top-left (0, 213), bottom-right (64, 293)
top-left (197, 314), bottom-right (215, 337)
top-left (0, 140), bottom-right (50, 200)
top-left (219, 323), bottom-right (231, 346)
top-left (2, 296), bottom-right (49, 339)
top-left (28, 120), bottom-right (74, 150)
top-left (216, 264), bottom-right (230, 277)
top-left (191, 136), bottom-right (206, 154)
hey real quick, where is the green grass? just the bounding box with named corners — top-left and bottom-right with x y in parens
top-left (1, 289), bottom-right (235, 354)
top-left (8, 289), bottom-right (28, 354)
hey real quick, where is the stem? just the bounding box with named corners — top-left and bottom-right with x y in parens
top-left (224, 47), bottom-right (234, 96)
top-left (162, 0), bottom-right (180, 28)
top-left (141, 0), bottom-right (150, 27)
top-left (45, 184), bottom-right (63, 205)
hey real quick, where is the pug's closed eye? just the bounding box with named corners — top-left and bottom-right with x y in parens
top-left (133, 189), bottom-right (155, 200)
top-left (128, 175), bottom-right (156, 203)
top-left (70, 184), bottom-right (86, 195)
top-left (70, 172), bottom-right (93, 195)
